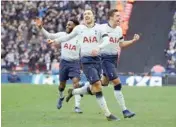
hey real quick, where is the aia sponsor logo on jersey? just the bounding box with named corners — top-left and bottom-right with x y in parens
top-left (83, 36), bottom-right (98, 43)
top-left (109, 37), bottom-right (119, 43)
top-left (64, 43), bottom-right (76, 51)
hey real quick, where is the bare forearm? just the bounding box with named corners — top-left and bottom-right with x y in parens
top-left (120, 34), bottom-right (140, 48)
top-left (41, 27), bottom-right (60, 39)
top-left (119, 39), bottom-right (135, 48)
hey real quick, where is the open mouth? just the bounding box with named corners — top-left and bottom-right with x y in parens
top-left (117, 20), bottom-right (120, 24)
top-left (85, 17), bottom-right (90, 20)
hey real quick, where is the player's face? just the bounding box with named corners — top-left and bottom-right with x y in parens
top-left (112, 11), bottom-right (121, 26)
top-left (83, 10), bottom-right (94, 25)
top-left (66, 21), bottom-right (75, 33)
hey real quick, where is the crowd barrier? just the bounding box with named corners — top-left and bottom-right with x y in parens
top-left (1, 73), bottom-right (168, 86)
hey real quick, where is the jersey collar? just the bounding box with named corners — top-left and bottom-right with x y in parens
top-left (85, 23), bottom-right (96, 28)
top-left (108, 22), bottom-right (116, 29)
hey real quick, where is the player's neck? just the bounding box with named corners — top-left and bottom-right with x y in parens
top-left (108, 21), bottom-right (116, 28)
top-left (86, 22), bottom-right (95, 28)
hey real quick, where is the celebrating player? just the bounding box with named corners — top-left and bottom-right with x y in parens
top-left (63, 9), bottom-right (140, 119)
top-left (49, 9), bottom-right (118, 121)
top-left (100, 9), bottom-right (140, 118)
top-left (35, 18), bottom-right (83, 113)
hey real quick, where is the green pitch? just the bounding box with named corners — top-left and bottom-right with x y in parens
top-left (2, 84), bottom-right (176, 127)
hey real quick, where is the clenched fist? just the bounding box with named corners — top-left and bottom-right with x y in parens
top-left (91, 48), bottom-right (100, 56)
top-left (133, 34), bottom-right (140, 42)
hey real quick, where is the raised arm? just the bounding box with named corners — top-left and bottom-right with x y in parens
top-left (35, 18), bottom-right (62, 39)
top-left (41, 28), bottom-right (62, 39)
top-left (119, 34), bottom-right (140, 48)
top-left (118, 27), bottom-right (140, 48)
top-left (53, 26), bottom-right (79, 43)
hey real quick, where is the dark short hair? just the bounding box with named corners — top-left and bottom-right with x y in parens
top-left (69, 19), bottom-right (79, 26)
top-left (108, 9), bottom-right (118, 19)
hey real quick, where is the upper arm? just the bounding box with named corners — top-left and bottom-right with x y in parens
top-left (99, 24), bottom-right (108, 38)
top-left (54, 25), bottom-right (79, 43)
top-left (48, 32), bottom-right (65, 39)
top-left (41, 27), bottom-right (65, 39)
top-left (98, 25), bottom-right (110, 48)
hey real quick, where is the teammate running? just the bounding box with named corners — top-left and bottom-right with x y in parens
top-left (35, 18), bottom-right (83, 113)
top-left (100, 9), bottom-right (140, 118)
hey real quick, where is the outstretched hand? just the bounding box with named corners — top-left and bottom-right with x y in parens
top-left (47, 39), bottom-right (55, 44)
top-left (34, 18), bottom-right (43, 29)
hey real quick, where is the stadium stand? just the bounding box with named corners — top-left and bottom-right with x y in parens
top-left (1, 1), bottom-right (110, 72)
top-left (118, 1), bottom-right (176, 74)
top-left (165, 12), bottom-right (176, 74)
top-left (1, 1), bottom-right (176, 76)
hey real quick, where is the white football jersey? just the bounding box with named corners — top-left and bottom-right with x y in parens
top-left (55, 24), bottom-right (108, 57)
top-left (100, 24), bottom-right (124, 55)
top-left (41, 28), bottom-right (80, 61)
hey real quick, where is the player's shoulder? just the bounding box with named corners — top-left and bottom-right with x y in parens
top-left (73, 24), bottom-right (86, 32)
top-left (97, 23), bottom-right (109, 31)
top-left (94, 23), bottom-right (103, 28)
top-left (56, 32), bottom-right (67, 36)
top-left (94, 23), bottom-right (106, 31)
top-left (115, 26), bottom-right (123, 37)
top-left (76, 24), bottom-right (86, 29)
top-left (115, 26), bottom-right (123, 31)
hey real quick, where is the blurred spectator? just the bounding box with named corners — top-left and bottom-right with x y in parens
top-left (151, 64), bottom-right (166, 76)
top-left (51, 59), bottom-right (60, 75)
top-left (29, 52), bottom-right (39, 71)
top-left (1, 59), bottom-right (7, 70)
top-left (168, 25), bottom-right (176, 44)
top-left (166, 11), bottom-right (176, 74)
top-left (37, 54), bottom-right (45, 71)
top-left (45, 52), bottom-right (51, 71)
top-left (7, 71), bottom-right (21, 83)
top-left (5, 50), bottom-right (16, 70)
top-left (167, 52), bottom-right (176, 74)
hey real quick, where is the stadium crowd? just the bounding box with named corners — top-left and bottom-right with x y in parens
top-left (165, 11), bottom-right (176, 74)
top-left (1, 1), bottom-right (110, 73)
top-left (2, 1), bottom-right (176, 75)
